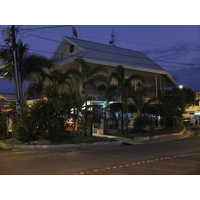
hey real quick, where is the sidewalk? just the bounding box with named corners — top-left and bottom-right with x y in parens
top-left (93, 128), bottom-right (193, 145)
top-left (0, 128), bottom-right (193, 150)
top-left (93, 134), bottom-right (144, 144)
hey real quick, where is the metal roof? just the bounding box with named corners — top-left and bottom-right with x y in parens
top-left (51, 37), bottom-right (166, 72)
top-left (0, 93), bottom-right (16, 101)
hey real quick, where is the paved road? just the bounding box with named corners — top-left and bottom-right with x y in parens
top-left (0, 131), bottom-right (199, 175)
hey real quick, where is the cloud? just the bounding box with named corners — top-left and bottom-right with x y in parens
top-left (154, 42), bottom-right (192, 60)
top-left (143, 42), bottom-right (193, 61)
top-left (167, 66), bottom-right (200, 91)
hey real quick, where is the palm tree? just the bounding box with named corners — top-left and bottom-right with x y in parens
top-left (46, 68), bottom-right (81, 91)
top-left (75, 58), bottom-right (108, 134)
top-left (28, 85), bottom-right (73, 138)
top-left (0, 40), bottom-right (53, 116)
top-left (75, 58), bottom-right (108, 93)
top-left (25, 82), bottom-right (44, 100)
top-left (106, 65), bottom-right (145, 131)
top-left (0, 40), bottom-right (52, 82)
top-left (70, 90), bottom-right (90, 134)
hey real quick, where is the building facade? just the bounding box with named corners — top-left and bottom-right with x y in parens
top-left (183, 91), bottom-right (200, 125)
top-left (47, 37), bottom-right (178, 132)
top-left (50, 37), bottom-right (177, 98)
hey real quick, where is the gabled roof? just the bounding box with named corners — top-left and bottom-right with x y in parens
top-left (51, 36), bottom-right (165, 72)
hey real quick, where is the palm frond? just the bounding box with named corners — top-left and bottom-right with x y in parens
top-left (91, 65), bottom-right (107, 77)
top-left (105, 85), bottom-right (119, 101)
top-left (128, 74), bottom-right (145, 84)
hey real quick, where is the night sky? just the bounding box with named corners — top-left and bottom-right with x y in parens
top-left (1, 25), bottom-right (200, 93)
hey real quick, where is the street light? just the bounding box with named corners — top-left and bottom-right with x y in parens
top-left (179, 85), bottom-right (183, 89)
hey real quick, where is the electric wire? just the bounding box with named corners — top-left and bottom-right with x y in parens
top-left (30, 26), bottom-right (46, 47)
top-left (20, 27), bottom-right (200, 53)
top-left (15, 25), bottom-right (200, 67)
top-left (18, 25), bottom-right (71, 31)
top-left (22, 33), bottom-right (200, 68)
top-left (4, 26), bottom-right (200, 71)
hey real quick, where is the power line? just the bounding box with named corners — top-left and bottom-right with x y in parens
top-left (29, 47), bottom-right (200, 72)
top-left (20, 33), bottom-right (200, 69)
top-left (6, 25), bottom-right (200, 55)
top-left (30, 26), bottom-right (46, 47)
top-left (25, 34), bottom-right (60, 43)
top-left (29, 28), bottom-right (200, 53)
top-left (18, 25), bottom-right (71, 31)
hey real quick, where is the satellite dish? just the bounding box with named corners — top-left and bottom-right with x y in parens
top-left (72, 27), bottom-right (78, 38)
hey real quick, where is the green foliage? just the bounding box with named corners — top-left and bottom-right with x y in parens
top-left (176, 122), bottom-right (185, 132)
top-left (0, 113), bottom-right (7, 136)
top-left (106, 65), bottom-right (145, 131)
top-left (75, 58), bottom-right (108, 91)
top-left (13, 124), bottom-right (34, 142)
top-left (159, 87), bottom-right (195, 128)
top-left (134, 115), bottom-right (153, 130)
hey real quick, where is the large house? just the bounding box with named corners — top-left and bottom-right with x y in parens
top-left (50, 37), bottom-right (177, 97)
top-left (47, 37), bottom-right (177, 132)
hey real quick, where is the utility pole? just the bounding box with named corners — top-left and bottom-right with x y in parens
top-left (11, 25), bottom-right (23, 119)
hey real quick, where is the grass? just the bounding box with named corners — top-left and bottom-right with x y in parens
top-left (0, 135), bottom-right (116, 146)
top-left (108, 127), bottom-right (185, 140)
top-left (0, 126), bottom-right (185, 146)
top-left (0, 140), bottom-right (24, 145)
top-left (51, 135), bottom-right (116, 144)
top-left (0, 147), bottom-right (15, 152)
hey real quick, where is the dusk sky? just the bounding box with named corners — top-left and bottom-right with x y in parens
top-left (1, 25), bottom-right (200, 93)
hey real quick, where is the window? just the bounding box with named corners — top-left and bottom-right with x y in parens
top-left (195, 101), bottom-right (199, 106)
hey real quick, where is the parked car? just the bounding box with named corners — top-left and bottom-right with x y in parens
top-left (183, 118), bottom-right (193, 126)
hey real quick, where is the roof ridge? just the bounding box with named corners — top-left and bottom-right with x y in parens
top-left (64, 36), bottom-right (143, 54)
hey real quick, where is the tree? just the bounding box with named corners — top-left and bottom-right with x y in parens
top-left (75, 58), bottom-right (108, 93)
top-left (106, 65), bottom-right (145, 131)
top-left (46, 68), bottom-right (81, 91)
top-left (160, 87), bottom-right (195, 128)
top-left (0, 40), bottom-right (52, 83)
top-left (75, 58), bottom-right (108, 134)
top-left (70, 90), bottom-right (89, 133)
top-left (27, 85), bottom-right (73, 140)
top-left (25, 82), bottom-right (44, 100)
top-left (0, 40), bottom-right (53, 118)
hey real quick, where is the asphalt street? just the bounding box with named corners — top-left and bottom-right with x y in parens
top-left (0, 131), bottom-right (199, 175)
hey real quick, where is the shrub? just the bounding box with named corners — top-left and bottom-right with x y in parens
top-left (13, 124), bottom-right (34, 142)
top-left (0, 114), bottom-right (7, 136)
top-left (134, 115), bottom-right (153, 131)
top-left (176, 122), bottom-right (185, 132)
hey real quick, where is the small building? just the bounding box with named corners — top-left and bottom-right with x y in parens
top-left (183, 91), bottom-right (200, 125)
top-left (0, 93), bottom-right (16, 135)
top-left (0, 93), bottom-right (16, 111)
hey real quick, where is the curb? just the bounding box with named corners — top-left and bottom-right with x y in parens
top-left (0, 141), bottom-right (122, 150)
top-left (134, 128), bottom-right (186, 142)
top-left (0, 128), bottom-right (191, 150)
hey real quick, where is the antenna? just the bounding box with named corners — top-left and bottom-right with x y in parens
top-left (72, 27), bottom-right (78, 38)
top-left (109, 30), bottom-right (116, 47)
